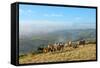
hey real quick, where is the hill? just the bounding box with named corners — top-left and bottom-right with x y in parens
top-left (19, 44), bottom-right (96, 64)
top-left (19, 29), bottom-right (96, 55)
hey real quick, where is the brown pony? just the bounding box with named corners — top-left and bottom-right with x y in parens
top-left (48, 44), bottom-right (55, 52)
top-left (78, 40), bottom-right (85, 46)
top-left (68, 41), bottom-right (72, 47)
top-left (43, 48), bottom-right (49, 53)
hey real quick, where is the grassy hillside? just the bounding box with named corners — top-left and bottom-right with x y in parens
top-left (19, 44), bottom-right (96, 64)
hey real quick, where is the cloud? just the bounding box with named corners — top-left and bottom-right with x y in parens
top-left (75, 17), bottom-right (82, 20)
top-left (19, 20), bottom-right (70, 36)
top-left (19, 19), bottom-right (95, 36)
top-left (19, 9), bottom-right (35, 16)
top-left (27, 9), bottom-right (32, 13)
top-left (44, 13), bottom-right (63, 17)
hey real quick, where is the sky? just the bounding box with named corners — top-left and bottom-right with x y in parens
top-left (19, 4), bottom-right (96, 35)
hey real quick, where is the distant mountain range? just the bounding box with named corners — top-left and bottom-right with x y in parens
top-left (19, 29), bottom-right (96, 55)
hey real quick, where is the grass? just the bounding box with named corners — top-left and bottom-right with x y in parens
top-left (19, 44), bottom-right (96, 64)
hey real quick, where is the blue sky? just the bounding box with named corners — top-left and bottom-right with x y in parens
top-left (19, 4), bottom-right (96, 35)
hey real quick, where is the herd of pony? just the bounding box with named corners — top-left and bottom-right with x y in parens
top-left (37, 40), bottom-right (86, 53)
